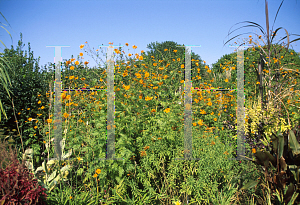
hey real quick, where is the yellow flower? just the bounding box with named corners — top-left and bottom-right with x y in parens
top-left (47, 119), bottom-right (52, 123)
top-left (80, 44), bottom-right (84, 49)
top-left (198, 119), bottom-right (204, 125)
top-left (70, 66), bottom-right (75, 70)
top-left (93, 174), bottom-right (98, 178)
top-left (69, 196), bottom-right (72, 199)
top-left (34, 126), bottom-right (38, 129)
top-left (38, 100), bottom-right (41, 104)
top-left (27, 108), bottom-right (30, 110)
top-left (79, 52), bottom-right (83, 56)
top-left (28, 118), bottom-right (33, 121)
top-left (252, 148), bottom-right (256, 153)
top-left (96, 169), bottom-right (101, 174)
top-left (41, 106), bottom-right (45, 109)
top-left (124, 85), bottom-right (130, 90)
top-left (75, 61), bottom-right (79, 65)
top-left (18, 112), bottom-right (21, 115)
top-left (63, 113), bottom-right (69, 118)
top-left (174, 201), bottom-right (181, 205)
top-left (164, 108), bottom-right (171, 113)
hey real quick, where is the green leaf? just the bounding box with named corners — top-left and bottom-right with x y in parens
top-left (289, 130), bottom-right (300, 155)
top-left (241, 180), bottom-right (259, 190)
top-left (47, 170), bottom-right (57, 182)
top-left (95, 122), bottom-right (104, 129)
top-left (62, 149), bottom-right (72, 159)
top-left (77, 168), bottom-right (84, 176)
top-left (91, 131), bottom-right (100, 136)
top-left (47, 160), bottom-right (56, 166)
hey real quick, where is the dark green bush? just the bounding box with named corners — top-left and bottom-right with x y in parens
top-left (0, 33), bottom-right (54, 170)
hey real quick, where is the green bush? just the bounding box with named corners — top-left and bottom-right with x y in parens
top-left (0, 33), bottom-right (54, 170)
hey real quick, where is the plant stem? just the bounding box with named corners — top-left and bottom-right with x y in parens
top-left (10, 97), bottom-right (24, 154)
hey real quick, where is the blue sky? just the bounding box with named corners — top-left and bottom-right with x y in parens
top-left (1, 0), bottom-right (300, 75)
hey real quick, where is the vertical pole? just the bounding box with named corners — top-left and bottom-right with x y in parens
top-left (98, 45), bottom-right (123, 161)
top-left (235, 46), bottom-right (247, 161)
top-left (46, 45), bottom-right (70, 161)
top-left (175, 45), bottom-right (201, 161)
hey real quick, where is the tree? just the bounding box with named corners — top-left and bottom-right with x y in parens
top-left (143, 41), bottom-right (207, 98)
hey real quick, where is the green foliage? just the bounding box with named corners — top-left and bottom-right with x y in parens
top-left (114, 40), bottom-right (210, 100)
top-left (0, 33), bottom-right (53, 170)
top-left (210, 43), bottom-right (300, 101)
top-left (241, 129), bottom-right (300, 204)
top-left (8, 38), bottom-right (299, 204)
top-left (209, 43), bottom-right (300, 143)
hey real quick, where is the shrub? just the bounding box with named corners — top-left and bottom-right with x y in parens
top-left (0, 32), bottom-right (53, 169)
